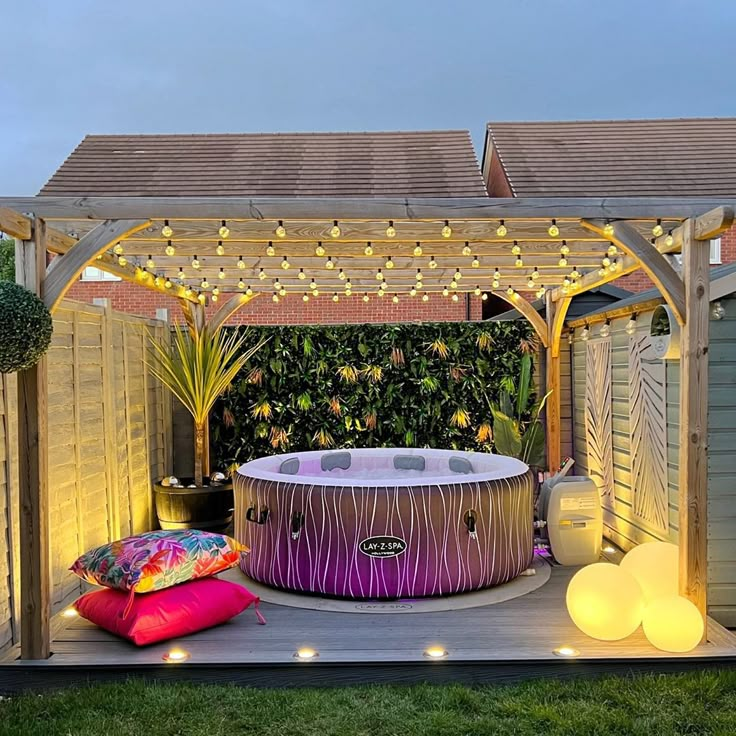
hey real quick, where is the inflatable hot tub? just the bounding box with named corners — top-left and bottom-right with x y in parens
top-left (234, 448), bottom-right (534, 600)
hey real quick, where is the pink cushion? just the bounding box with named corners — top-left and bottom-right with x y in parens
top-left (74, 577), bottom-right (263, 646)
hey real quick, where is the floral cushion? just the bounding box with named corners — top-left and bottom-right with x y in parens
top-left (70, 529), bottom-right (247, 594)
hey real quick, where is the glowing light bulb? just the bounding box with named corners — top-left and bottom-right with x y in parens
top-left (303, 293), bottom-right (310, 302)
top-left (537, 285), bottom-right (546, 298)
top-left (409, 287), bottom-right (417, 297)
top-left (416, 269), bottom-right (423, 282)
top-left (345, 288), bottom-right (352, 296)
top-left (345, 280), bottom-right (352, 290)
top-left (450, 279), bottom-right (458, 289)
top-left (386, 221), bottom-right (396, 238)
top-left (454, 269), bottom-right (462, 280)
top-left (275, 220), bottom-right (286, 238)
top-left (392, 295), bottom-right (399, 303)
top-left (532, 267), bottom-right (540, 280)
top-left (451, 293), bottom-right (459, 302)
top-left (330, 220), bottom-right (341, 238)
top-left (492, 279), bottom-right (500, 288)
top-left (273, 294), bottom-right (280, 303)
top-left (331, 293), bottom-right (340, 303)
top-left (298, 268), bottom-right (306, 280)
top-left (165, 241), bottom-right (176, 256)
top-left (511, 241), bottom-right (521, 256)
top-left (378, 287), bottom-right (385, 296)
top-left (146, 255), bottom-right (155, 269)
top-left (201, 279), bottom-right (209, 289)
top-left (665, 230), bottom-right (674, 247)
top-left (652, 219), bottom-right (664, 237)
top-left (218, 268), bottom-right (225, 280)
top-left (325, 257), bottom-right (335, 270)
top-left (217, 220), bottom-right (230, 238)
top-left (376, 269), bottom-right (384, 281)
top-left (462, 242), bottom-right (472, 256)
top-left (216, 241), bottom-right (225, 256)
top-left (198, 293), bottom-right (206, 304)
top-left (184, 288), bottom-right (193, 297)
top-left (527, 278), bottom-right (535, 288)
top-left (315, 242), bottom-right (325, 257)
top-left (281, 256), bottom-right (290, 270)
top-left (161, 220), bottom-right (173, 238)
top-left (178, 268), bottom-right (186, 279)
top-left (118, 256), bottom-right (127, 266)
top-left (364, 242), bottom-right (374, 256)
top-left (442, 287), bottom-right (449, 297)
top-left (558, 255), bottom-right (568, 267)
top-left (153, 275), bottom-right (161, 287)
top-left (246, 286), bottom-right (253, 296)
top-left (608, 260), bottom-right (618, 272)
top-left (237, 256), bottom-right (246, 269)
top-left (602, 256), bottom-right (611, 267)
top-left (570, 267), bottom-right (580, 279)
top-left (163, 648), bottom-right (189, 663)
top-left (471, 256), bottom-right (480, 268)
top-left (191, 256), bottom-right (200, 269)
top-left (337, 269), bottom-right (345, 280)
top-left (413, 243), bottom-right (423, 257)
top-left (603, 221), bottom-right (615, 236)
top-left (515, 257), bottom-right (524, 267)
top-left (273, 280), bottom-right (282, 291)
top-left (310, 279), bottom-right (318, 290)
top-left (266, 242), bottom-right (276, 257)
top-left (600, 321), bottom-right (611, 338)
top-left (560, 241), bottom-right (570, 255)
top-left (385, 257), bottom-right (394, 269)
top-left (212, 286), bottom-right (220, 296)
top-left (258, 268), bottom-right (267, 280)
top-left (625, 316), bottom-right (637, 335)
top-left (428, 256), bottom-right (437, 269)
top-left (279, 288), bottom-right (286, 296)
top-left (494, 269), bottom-right (501, 280)
top-left (496, 220), bottom-right (507, 237)
top-left (363, 293), bottom-right (370, 302)
top-left (474, 286), bottom-right (482, 296)
top-left (507, 286), bottom-right (514, 296)
top-left (563, 277), bottom-right (571, 287)
top-left (238, 280), bottom-right (246, 289)
top-left (441, 220), bottom-right (452, 238)
top-left (422, 293), bottom-right (429, 302)
top-left (113, 243), bottom-right (124, 255)
top-left (548, 219), bottom-right (560, 237)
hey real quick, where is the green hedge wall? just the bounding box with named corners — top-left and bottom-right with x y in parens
top-left (211, 321), bottom-right (535, 469)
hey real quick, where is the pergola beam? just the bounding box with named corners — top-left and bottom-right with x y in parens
top-left (2, 196), bottom-right (736, 220)
top-left (43, 219), bottom-right (152, 312)
top-left (580, 220), bottom-right (686, 325)
top-left (491, 292), bottom-right (549, 348)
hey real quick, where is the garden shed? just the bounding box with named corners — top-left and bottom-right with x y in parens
top-left (0, 194), bottom-right (735, 689)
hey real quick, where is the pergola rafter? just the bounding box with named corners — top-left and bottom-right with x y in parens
top-left (2, 195), bottom-right (734, 659)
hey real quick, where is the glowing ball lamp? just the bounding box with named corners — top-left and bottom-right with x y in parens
top-left (566, 563), bottom-right (644, 640)
top-left (620, 541), bottom-right (679, 603)
top-left (642, 596), bottom-right (704, 652)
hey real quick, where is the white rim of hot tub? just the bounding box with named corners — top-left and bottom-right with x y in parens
top-left (236, 448), bottom-right (529, 488)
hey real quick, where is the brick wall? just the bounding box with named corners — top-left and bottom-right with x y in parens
top-left (68, 279), bottom-right (485, 324)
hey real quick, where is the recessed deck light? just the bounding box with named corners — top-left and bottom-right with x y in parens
top-left (61, 607), bottom-right (78, 618)
top-left (553, 646), bottom-right (580, 658)
top-left (294, 647), bottom-right (319, 661)
top-left (603, 545), bottom-right (616, 554)
top-left (424, 646), bottom-right (448, 660)
top-left (163, 648), bottom-right (190, 663)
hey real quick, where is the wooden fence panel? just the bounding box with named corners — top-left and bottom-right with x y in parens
top-left (0, 300), bottom-right (168, 650)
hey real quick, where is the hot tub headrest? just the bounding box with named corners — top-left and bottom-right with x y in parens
top-left (321, 451), bottom-right (351, 472)
top-left (279, 457), bottom-right (300, 475)
top-left (393, 455), bottom-right (426, 471)
top-left (449, 456), bottom-right (474, 474)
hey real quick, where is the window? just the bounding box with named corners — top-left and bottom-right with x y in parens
top-left (80, 267), bottom-right (121, 281)
top-left (710, 238), bottom-right (722, 265)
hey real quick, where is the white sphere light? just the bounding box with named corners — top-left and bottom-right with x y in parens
top-left (566, 563), bottom-right (644, 641)
top-left (620, 541), bottom-right (678, 604)
top-left (642, 595), bottom-right (703, 653)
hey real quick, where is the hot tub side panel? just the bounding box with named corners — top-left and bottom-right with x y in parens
top-left (234, 470), bottom-right (534, 599)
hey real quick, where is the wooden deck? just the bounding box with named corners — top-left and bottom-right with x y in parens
top-left (1, 563), bottom-right (735, 691)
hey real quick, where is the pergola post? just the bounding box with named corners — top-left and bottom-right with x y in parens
top-left (545, 294), bottom-right (571, 471)
top-left (15, 219), bottom-right (51, 659)
top-left (678, 217), bottom-right (710, 624)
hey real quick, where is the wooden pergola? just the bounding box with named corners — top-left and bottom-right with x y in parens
top-left (0, 195), bottom-right (733, 661)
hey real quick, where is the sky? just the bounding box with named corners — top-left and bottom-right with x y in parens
top-left (2, 0), bottom-right (736, 194)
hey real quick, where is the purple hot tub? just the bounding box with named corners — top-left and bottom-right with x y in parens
top-left (234, 448), bottom-right (534, 600)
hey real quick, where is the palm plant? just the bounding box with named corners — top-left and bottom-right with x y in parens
top-left (149, 326), bottom-right (265, 487)
top-left (488, 353), bottom-right (551, 468)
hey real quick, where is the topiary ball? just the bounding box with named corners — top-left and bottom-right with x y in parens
top-left (0, 281), bottom-right (53, 373)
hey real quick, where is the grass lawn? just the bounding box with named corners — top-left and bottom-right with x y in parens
top-left (1, 670), bottom-right (735, 735)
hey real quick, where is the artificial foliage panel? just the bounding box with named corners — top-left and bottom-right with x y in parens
top-left (584, 338), bottom-right (615, 508)
top-left (211, 321), bottom-right (535, 469)
top-left (628, 333), bottom-right (669, 533)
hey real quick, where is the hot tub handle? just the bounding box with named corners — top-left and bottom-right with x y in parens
top-left (246, 505), bottom-right (270, 525)
top-left (464, 509), bottom-right (478, 540)
top-left (291, 511), bottom-right (304, 540)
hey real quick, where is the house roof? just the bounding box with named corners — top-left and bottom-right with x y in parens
top-left (40, 131), bottom-right (488, 198)
top-left (485, 118), bottom-right (736, 197)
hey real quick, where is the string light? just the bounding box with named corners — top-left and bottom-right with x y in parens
top-left (310, 278), bottom-right (318, 290)
top-left (275, 220), bottom-right (286, 238)
top-left (450, 279), bottom-right (458, 289)
top-left (474, 285), bottom-right (482, 296)
top-left (198, 293), bottom-right (206, 305)
top-left (494, 268), bottom-right (501, 280)
top-left (345, 288), bottom-right (352, 296)
top-left (451, 293), bottom-right (459, 302)
top-left (218, 268), bottom-right (225, 280)
top-left (266, 242), bottom-right (276, 257)
top-left (532, 267), bottom-right (540, 280)
top-left (332, 293), bottom-right (340, 302)
top-left (378, 285), bottom-right (385, 296)
top-left (625, 315), bottom-right (638, 335)
top-left (200, 278), bottom-right (209, 289)
top-left (258, 268), bottom-right (267, 280)
top-left (482, 293), bottom-right (488, 301)
top-left (360, 293), bottom-right (368, 302)
top-left (315, 242), bottom-right (326, 257)
top-left (325, 256), bottom-right (335, 270)
top-left (238, 279), bottom-right (246, 289)
top-left (246, 286), bottom-right (253, 296)
top-left (299, 268), bottom-right (307, 280)
top-left (184, 288), bottom-right (193, 298)
top-left (462, 242), bottom-right (472, 256)
top-left (409, 287), bottom-right (417, 297)
top-left (161, 220), bottom-right (173, 238)
top-left (652, 219), bottom-right (664, 237)
top-left (191, 255), bottom-right (201, 269)
top-left (536, 285), bottom-right (546, 298)
top-left (218, 220), bottom-right (230, 238)
top-left (515, 256), bottom-right (524, 268)
top-left (153, 275), bottom-right (161, 287)
top-left (211, 293), bottom-right (219, 302)
top-left (281, 256), bottom-right (290, 270)
top-left (392, 295), bottom-right (399, 303)
top-left (274, 279), bottom-right (282, 291)
top-left (492, 279), bottom-right (500, 289)
top-left (279, 287), bottom-right (287, 296)
top-left (602, 256), bottom-right (612, 267)
top-left (527, 277), bottom-right (535, 289)
top-left (303, 293), bottom-right (310, 302)
top-left (216, 241), bottom-right (225, 256)
top-left (441, 286), bottom-right (450, 297)
top-left (345, 279), bottom-right (352, 290)
top-left (600, 320), bottom-right (611, 338)
top-left (548, 219), bottom-right (560, 237)
top-left (376, 268), bottom-right (384, 281)
top-left (496, 219), bottom-right (507, 237)
top-left (178, 268), bottom-right (186, 279)
top-left (560, 240), bottom-right (570, 255)
top-left (386, 221), bottom-right (396, 238)
top-left (454, 269), bottom-right (462, 280)
top-left (441, 220), bottom-right (452, 238)
top-left (506, 285), bottom-right (515, 296)
top-left (165, 240), bottom-right (176, 256)
top-left (511, 241), bottom-right (521, 256)
top-left (558, 252), bottom-right (568, 267)
top-left (607, 244), bottom-right (617, 257)
top-left (385, 256), bottom-right (394, 269)
top-left (413, 242), bottom-right (423, 257)
top-left (364, 242), bottom-right (374, 256)
top-left (338, 268), bottom-right (346, 281)
top-left (146, 255), bottom-right (156, 269)
top-left (113, 243), bottom-right (124, 255)
top-left (330, 220), bottom-right (341, 238)
top-left (237, 256), bottom-right (246, 269)
top-left (416, 268), bottom-right (423, 282)
top-left (603, 220), bottom-right (614, 236)
top-left (472, 255), bottom-right (480, 268)
top-left (570, 266), bottom-right (580, 279)
top-left (665, 230), bottom-right (674, 247)
top-left (273, 293), bottom-right (280, 303)
top-left (428, 256), bottom-right (438, 269)
top-left (212, 286), bottom-right (220, 296)
top-left (422, 293), bottom-right (429, 302)
top-left (608, 259), bottom-right (618, 273)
